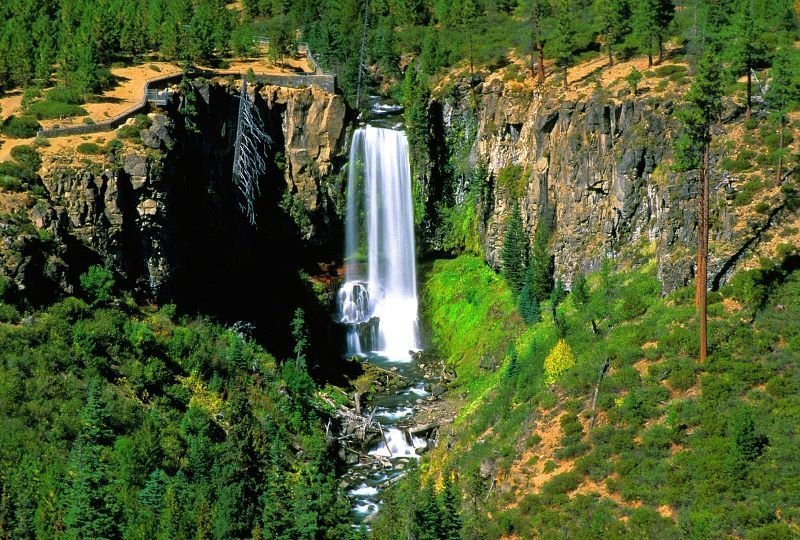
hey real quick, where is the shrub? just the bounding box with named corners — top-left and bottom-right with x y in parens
top-left (1, 116), bottom-right (42, 138)
top-left (721, 156), bottom-right (752, 173)
top-left (77, 142), bottom-right (102, 155)
top-left (0, 162), bottom-right (25, 179)
top-left (542, 471), bottom-right (582, 496)
top-left (0, 302), bottom-right (20, 323)
top-left (46, 86), bottom-right (85, 104)
top-left (104, 139), bottom-right (123, 154)
top-left (544, 339), bottom-right (576, 384)
top-left (27, 100), bottom-right (88, 120)
top-left (10, 145), bottom-right (41, 173)
top-left (134, 114), bottom-right (152, 130)
top-left (80, 265), bottom-right (115, 305)
top-left (0, 176), bottom-right (23, 192)
top-left (116, 124), bottom-right (141, 141)
top-left (497, 164), bottom-right (527, 200)
top-left (754, 202), bottom-right (770, 214)
top-left (653, 65), bottom-right (686, 78)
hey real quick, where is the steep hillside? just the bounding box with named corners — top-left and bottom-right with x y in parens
top-left (375, 252), bottom-right (800, 538)
top-left (416, 52), bottom-right (800, 294)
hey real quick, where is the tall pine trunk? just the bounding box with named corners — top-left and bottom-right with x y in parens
top-left (657, 35), bottom-right (664, 63)
top-left (777, 118), bottom-right (784, 184)
top-left (745, 63), bottom-right (752, 121)
top-left (608, 39), bottom-right (613, 67)
top-left (698, 139), bottom-right (710, 363)
top-left (537, 43), bottom-right (545, 85)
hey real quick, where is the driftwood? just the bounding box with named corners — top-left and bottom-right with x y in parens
top-left (408, 418), bottom-right (452, 435)
top-left (589, 358), bottom-right (611, 431)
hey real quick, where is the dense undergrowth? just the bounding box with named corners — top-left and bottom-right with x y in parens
top-left (374, 253), bottom-right (800, 539)
top-left (0, 274), bottom-right (359, 539)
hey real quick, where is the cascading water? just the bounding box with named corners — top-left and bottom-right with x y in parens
top-left (338, 126), bottom-right (420, 360)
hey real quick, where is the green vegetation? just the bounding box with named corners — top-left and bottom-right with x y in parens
top-left (27, 99), bottom-right (88, 120)
top-left (380, 251), bottom-right (800, 537)
top-left (1, 116), bottom-right (41, 138)
top-left (501, 203), bottom-right (527, 294)
top-left (76, 142), bottom-right (102, 155)
top-left (0, 293), bottom-right (358, 538)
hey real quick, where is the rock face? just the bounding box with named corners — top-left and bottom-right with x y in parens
top-left (426, 77), bottom-right (794, 292)
top-left (23, 79), bottom-right (349, 314)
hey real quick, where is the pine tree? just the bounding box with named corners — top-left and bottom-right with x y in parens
top-left (766, 44), bottom-right (799, 184)
top-left (594, 0), bottom-right (629, 67)
top-left (502, 203), bottom-right (528, 295)
top-left (550, 0), bottom-right (574, 89)
top-left (439, 473), bottom-right (462, 540)
top-left (674, 50), bottom-right (723, 363)
top-left (518, 0), bottom-right (550, 84)
top-left (63, 380), bottom-right (119, 540)
top-left (726, 0), bottom-right (767, 120)
top-left (528, 221), bottom-right (554, 301)
top-left (571, 272), bottom-right (589, 305)
top-left (654, 0), bottom-right (675, 62)
top-left (157, 472), bottom-right (193, 540)
top-left (212, 383), bottom-right (260, 539)
top-left (188, 0), bottom-right (217, 63)
top-left (632, 0), bottom-right (658, 67)
top-left (550, 278), bottom-right (567, 307)
top-left (291, 307), bottom-right (309, 369)
top-left (519, 269), bottom-right (541, 325)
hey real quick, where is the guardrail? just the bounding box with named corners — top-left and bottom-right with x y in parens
top-left (38, 67), bottom-right (335, 138)
top-left (37, 72), bottom-right (185, 138)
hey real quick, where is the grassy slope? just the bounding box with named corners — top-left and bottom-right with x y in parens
top-left (396, 253), bottom-right (800, 539)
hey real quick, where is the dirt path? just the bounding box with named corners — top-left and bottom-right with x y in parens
top-left (0, 51), bottom-right (314, 163)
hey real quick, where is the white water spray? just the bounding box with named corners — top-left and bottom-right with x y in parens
top-left (338, 126), bottom-right (420, 360)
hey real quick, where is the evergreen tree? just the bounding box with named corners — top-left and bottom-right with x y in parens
top-left (726, 0), bottom-right (767, 120)
top-left (528, 221), bottom-right (554, 300)
top-left (212, 383), bottom-right (260, 539)
top-left (188, 0), bottom-right (217, 64)
top-left (594, 0), bottom-right (629, 66)
top-left (291, 307), bottom-right (310, 369)
top-left (439, 473), bottom-right (462, 540)
top-left (157, 472), bottom-right (193, 540)
top-left (632, 0), bottom-right (658, 67)
top-left (571, 272), bottom-right (589, 305)
top-left (502, 203), bottom-right (528, 295)
top-left (268, 16), bottom-right (295, 68)
top-left (518, 0), bottom-right (551, 84)
top-left (766, 43), bottom-right (799, 184)
top-left (730, 408), bottom-right (767, 464)
top-left (63, 380), bottom-right (119, 540)
top-left (504, 347), bottom-right (521, 378)
top-left (413, 484), bottom-right (445, 539)
top-left (551, 278), bottom-right (567, 306)
top-left (400, 65), bottom-right (431, 223)
top-left (654, 0), bottom-right (675, 61)
top-left (674, 50), bottom-right (723, 363)
top-left (550, 0), bottom-right (574, 89)
top-left (519, 274), bottom-right (541, 325)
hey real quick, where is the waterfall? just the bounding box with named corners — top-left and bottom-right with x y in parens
top-left (338, 126), bottom-right (420, 360)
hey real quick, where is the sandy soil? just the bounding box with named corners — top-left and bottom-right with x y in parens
top-left (0, 51), bottom-right (314, 164)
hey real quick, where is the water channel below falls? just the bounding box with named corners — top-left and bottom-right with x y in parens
top-left (336, 101), bottom-right (436, 527)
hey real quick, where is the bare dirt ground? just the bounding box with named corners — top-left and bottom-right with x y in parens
top-left (0, 49), bottom-right (313, 164)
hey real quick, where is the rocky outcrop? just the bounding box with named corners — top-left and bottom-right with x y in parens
top-left (429, 77), bottom-right (795, 292)
top-left (259, 84), bottom-right (347, 222)
top-left (24, 78), bottom-right (350, 304)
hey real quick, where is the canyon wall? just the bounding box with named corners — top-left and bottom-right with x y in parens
top-left (425, 76), bottom-right (797, 292)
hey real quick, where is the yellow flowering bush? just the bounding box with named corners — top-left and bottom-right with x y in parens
top-left (544, 339), bottom-right (576, 384)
